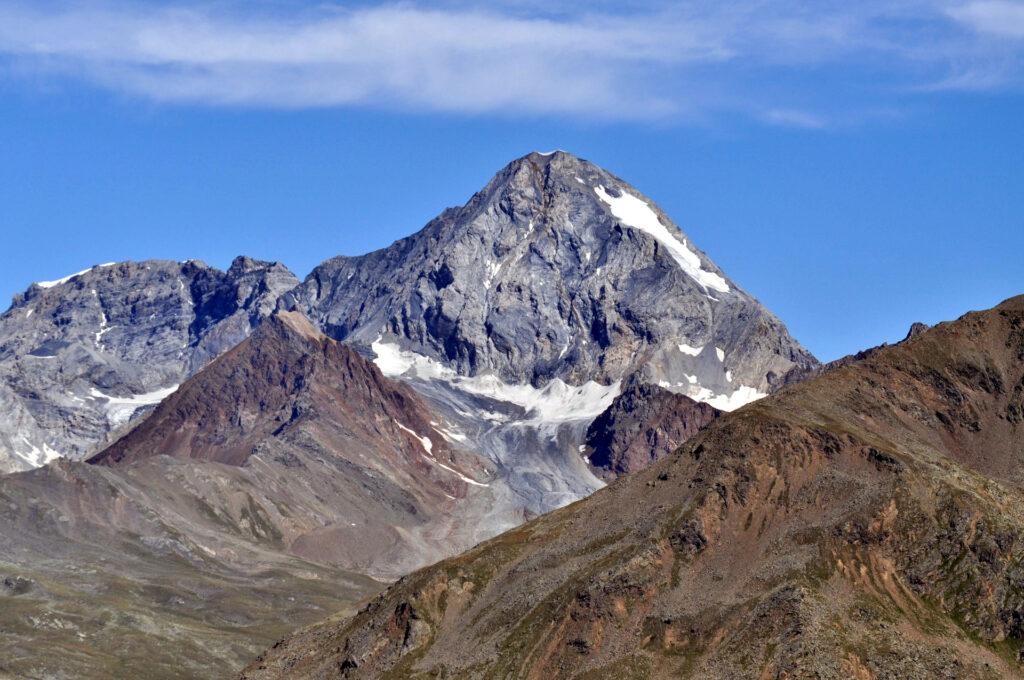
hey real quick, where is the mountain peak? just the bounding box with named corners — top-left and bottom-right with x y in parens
top-left (289, 152), bottom-right (816, 400)
top-left (0, 258), bottom-right (300, 472)
top-left (491, 148), bottom-right (603, 190)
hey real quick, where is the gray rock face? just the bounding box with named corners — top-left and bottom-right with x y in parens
top-left (283, 151), bottom-right (817, 407)
top-left (0, 256), bottom-right (298, 472)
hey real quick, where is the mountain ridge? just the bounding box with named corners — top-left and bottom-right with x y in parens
top-left (241, 294), bottom-right (1024, 680)
top-left (0, 256), bottom-right (299, 472)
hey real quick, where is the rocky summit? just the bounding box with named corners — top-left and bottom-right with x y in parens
top-left (284, 151), bottom-right (817, 408)
top-left (0, 257), bottom-right (298, 472)
top-left (242, 295), bottom-right (1024, 680)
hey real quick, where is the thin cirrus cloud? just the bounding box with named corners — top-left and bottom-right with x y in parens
top-left (0, 1), bottom-right (1021, 124)
top-left (948, 0), bottom-right (1024, 38)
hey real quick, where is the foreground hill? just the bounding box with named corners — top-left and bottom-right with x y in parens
top-left (243, 295), bottom-right (1024, 679)
top-left (92, 310), bottom-right (494, 576)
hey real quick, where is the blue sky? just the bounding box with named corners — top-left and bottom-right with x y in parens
top-left (0, 1), bottom-right (1022, 361)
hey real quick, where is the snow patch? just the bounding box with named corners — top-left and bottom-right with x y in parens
top-left (94, 306), bottom-right (113, 349)
top-left (422, 455), bottom-right (490, 487)
top-left (672, 382), bottom-right (765, 412)
top-left (95, 326), bottom-right (114, 346)
top-left (14, 435), bottom-right (61, 467)
top-left (715, 347), bottom-right (726, 362)
top-left (705, 385), bottom-right (766, 411)
top-left (372, 337), bottom-right (451, 380)
top-left (89, 384), bottom-right (179, 426)
top-left (678, 342), bottom-right (703, 356)
top-left (432, 422), bottom-right (467, 443)
top-left (484, 260), bottom-right (501, 289)
top-left (372, 338), bottom-right (619, 423)
top-left (660, 372), bottom-right (764, 412)
top-left (394, 420), bottom-right (433, 455)
top-left (593, 185), bottom-right (729, 293)
top-left (36, 263), bottom-right (115, 289)
top-left (452, 375), bottom-right (619, 423)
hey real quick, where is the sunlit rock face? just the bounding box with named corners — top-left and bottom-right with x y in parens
top-left (284, 150), bottom-right (816, 412)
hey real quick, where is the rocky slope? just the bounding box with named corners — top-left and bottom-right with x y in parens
top-left (242, 295), bottom-right (1024, 680)
top-left (283, 151), bottom-right (817, 411)
top-left (583, 376), bottom-right (720, 480)
top-left (90, 310), bottom-right (493, 577)
top-left (0, 456), bottom-right (382, 680)
top-left (0, 257), bottom-right (298, 472)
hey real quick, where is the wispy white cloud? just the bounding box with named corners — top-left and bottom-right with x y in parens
top-left (761, 109), bottom-right (828, 129)
top-left (948, 1), bottom-right (1024, 38)
top-left (0, 1), bottom-right (1021, 124)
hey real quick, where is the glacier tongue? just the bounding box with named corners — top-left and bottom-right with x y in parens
top-left (89, 385), bottom-right (180, 426)
top-left (373, 337), bottom-right (764, 414)
top-left (372, 338), bottom-right (620, 422)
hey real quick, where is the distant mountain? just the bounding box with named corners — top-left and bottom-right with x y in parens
top-left (0, 151), bottom-right (815, 480)
top-left (284, 150), bottom-right (817, 407)
top-left (243, 295), bottom-right (1024, 680)
top-left (0, 257), bottom-right (297, 472)
top-left (273, 150), bottom-right (819, 544)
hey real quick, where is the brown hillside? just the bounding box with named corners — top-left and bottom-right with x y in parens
top-left (242, 295), bottom-right (1024, 679)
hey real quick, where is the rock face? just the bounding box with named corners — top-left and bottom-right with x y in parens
top-left (584, 376), bottom-right (720, 480)
top-left (0, 257), bottom-right (298, 472)
top-left (242, 295), bottom-right (1024, 680)
top-left (283, 151), bottom-right (817, 409)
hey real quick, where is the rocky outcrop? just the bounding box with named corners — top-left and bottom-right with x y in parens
top-left (584, 376), bottom-right (720, 479)
top-left (0, 257), bottom-right (298, 472)
top-left (242, 296), bottom-right (1024, 680)
top-left (283, 151), bottom-right (817, 408)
